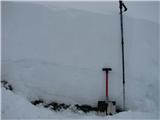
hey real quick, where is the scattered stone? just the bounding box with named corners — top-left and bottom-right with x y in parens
top-left (92, 107), bottom-right (98, 111)
top-left (75, 104), bottom-right (96, 113)
top-left (69, 105), bottom-right (80, 113)
top-left (49, 102), bottom-right (60, 111)
top-left (1, 80), bottom-right (13, 91)
top-left (31, 99), bottom-right (44, 105)
top-left (32, 100), bottom-right (95, 113)
top-left (31, 100), bottom-right (120, 114)
top-left (43, 102), bottom-right (70, 111)
top-left (59, 103), bottom-right (70, 109)
top-left (116, 105), bottom-right (123, 113)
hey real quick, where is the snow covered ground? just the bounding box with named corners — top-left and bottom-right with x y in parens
top-left (1, 1), bottom-right (159, 119)
top-left (2, 87), bottom-right (157, 119)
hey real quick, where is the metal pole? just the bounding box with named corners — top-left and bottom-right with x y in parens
top-left (119, 0), bottom-right (127, 111)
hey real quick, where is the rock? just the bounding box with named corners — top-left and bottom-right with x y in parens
top-left (1, 80), bottom-right (13, 91)
top-left (75, 104), bottom-right (95, 113)
top-left (31, 99), bottom-right (44, 105)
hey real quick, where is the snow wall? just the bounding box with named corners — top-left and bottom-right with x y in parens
top-left (2, 2), bottom-right (159, 114)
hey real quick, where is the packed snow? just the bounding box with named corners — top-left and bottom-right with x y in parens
top-left (2, 87), bottom-right (157, 119)
top-left (1, 1), bottom-right (159, 119)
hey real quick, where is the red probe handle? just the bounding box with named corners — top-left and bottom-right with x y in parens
top-left (106, 72), bottom-right (108, 97)
top-left (102, 68), bottom-right (112, 98)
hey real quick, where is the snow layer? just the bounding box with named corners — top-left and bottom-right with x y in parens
top-left (2, 88), bottom-right (55, 119)
top-left (1, 1), bottom-right (159, 119)
top-left (2, 87), bottom-right (157, 119)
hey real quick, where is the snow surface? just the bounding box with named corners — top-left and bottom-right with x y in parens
top-left (2, 87), bottom-right (157, 119)
top-left (1, 1), bottom-right (159, 119)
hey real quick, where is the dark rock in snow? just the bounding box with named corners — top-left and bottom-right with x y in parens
top-left (116, 105), bottom-right (123, 113)
top-left (31, 99), bottom-right (44, 105)
top-left (59, 103), bottom-right (70, 109)
top-left (75, 104), bottom-right (96, 113)
top-left (1, 80), bottom-right (13, 91)
top-left (49, 102), bottom-right (60, 111)
top-left (32, 99), bottom-right (96, 113)
top-left (47, 102), bottom-right (70, 111)
top-left (92, 107), bottom-right (98, 111)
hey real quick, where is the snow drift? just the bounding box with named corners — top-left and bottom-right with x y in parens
top-left (1, 1), bottom-right (159, 118)
top-left (2, 87), bottom-right (157, 119)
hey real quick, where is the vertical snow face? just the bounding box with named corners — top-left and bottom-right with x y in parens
top-left (2, 2), bottom-right (159, 113)
top-left (124, 16), bottom-right (159, 113)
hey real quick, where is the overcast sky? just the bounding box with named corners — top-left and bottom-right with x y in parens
top-left (39, 1), bottom-right (159, 24)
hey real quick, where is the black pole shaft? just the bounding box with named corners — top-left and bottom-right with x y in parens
top-left (119, 0), bottom-right (126, 111)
